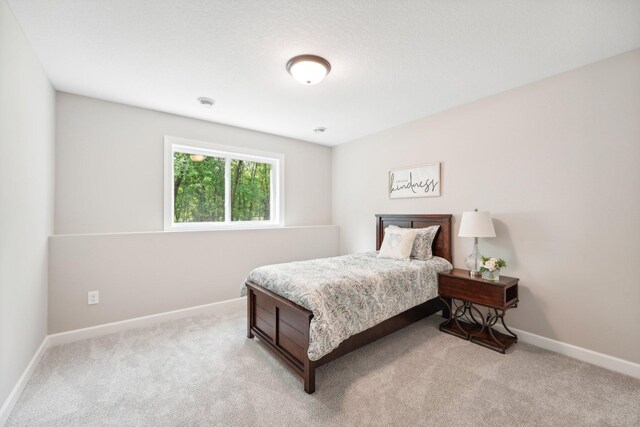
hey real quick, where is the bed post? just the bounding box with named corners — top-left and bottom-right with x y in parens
top-left (247, 287), bottom-right (254, 339)
top-left (303, 312), bottom-right (315, 393)
top-left (304, 360), bottom-right (315, 394)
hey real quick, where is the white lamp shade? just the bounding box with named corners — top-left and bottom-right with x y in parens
top-left (458, 211), bottom-right (496, 238)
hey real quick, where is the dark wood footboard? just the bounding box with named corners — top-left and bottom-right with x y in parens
top-left (246, 281), bottom-right (446, 393)
top-left (245, 282), bottom-right (316, 392)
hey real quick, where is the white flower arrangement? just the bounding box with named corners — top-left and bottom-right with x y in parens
top-left (479, 256), bottom-right (506, 272)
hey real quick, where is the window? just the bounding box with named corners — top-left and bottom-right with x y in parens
top-left (164, 136), bottom-right (284, 230)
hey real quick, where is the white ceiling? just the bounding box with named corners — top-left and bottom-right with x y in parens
top-left (7, 0), bottom-right (640, 146)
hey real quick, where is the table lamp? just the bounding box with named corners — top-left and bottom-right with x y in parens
top-left (458, 209), bottom-right (496, 276)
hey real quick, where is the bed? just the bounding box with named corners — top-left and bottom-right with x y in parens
top-left (243, 214), bottom-right (453, 393)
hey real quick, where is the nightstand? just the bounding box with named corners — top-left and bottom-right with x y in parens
top-left (438, 268), bottom-right (519, 353)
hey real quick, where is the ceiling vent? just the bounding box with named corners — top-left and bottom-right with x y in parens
top-left (197, 97), bottom-right (215, 108)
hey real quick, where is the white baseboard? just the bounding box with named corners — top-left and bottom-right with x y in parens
top-left (0, 337), bottom-right (49, 427)
top-left (494, 324), bottom-right (640, 379)
top-left (48, 297), bottom-right (246, 346)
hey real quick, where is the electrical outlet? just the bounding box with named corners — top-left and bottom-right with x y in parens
top-left (88, 291), bottom-right (100, 305)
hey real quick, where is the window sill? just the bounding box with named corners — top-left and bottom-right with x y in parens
top-left (165, 222), bottom-right (284, 232)
top-left (50, 225), bottom-right (336, 238)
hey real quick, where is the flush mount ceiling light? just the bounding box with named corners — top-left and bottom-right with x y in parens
top-left (197, 97), bottom-right (215, 108)
top-left (286, 55), bottom-right (331, 85)
top-left (190, 154), bottom-right (206, 162)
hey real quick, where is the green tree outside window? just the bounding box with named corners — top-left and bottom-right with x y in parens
top-left (173, 152), bottom-right (271, 223)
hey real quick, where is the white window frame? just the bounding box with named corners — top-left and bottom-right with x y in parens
top-left (164, 136), bottom-right (285, 231)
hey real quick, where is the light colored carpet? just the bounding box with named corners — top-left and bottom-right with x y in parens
top-left (7, 299), bottom-right (640, 426)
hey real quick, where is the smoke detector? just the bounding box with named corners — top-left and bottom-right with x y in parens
top-left (197, 97), bottom-right (215, 108)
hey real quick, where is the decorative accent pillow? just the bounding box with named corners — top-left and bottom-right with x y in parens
top-left (389, 224), bottom-right (439, 260)
top-left (378, 227), bottom-right (418, 261)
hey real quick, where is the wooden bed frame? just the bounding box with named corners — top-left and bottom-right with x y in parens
top-left (245, 214), bottom-right (453, 393)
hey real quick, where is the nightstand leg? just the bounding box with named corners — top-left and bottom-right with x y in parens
top-left (439, 297), bottom-right (470, 340)
top-left (452, 301), bottom-right (470, 338)
top-left (449, 300), bottom-right (482, 339)
top-left (439, 296), bottom-right (453, 322)
top-left (486, 310), bottom-right (504, 352)
top-left (467, 305), bottom-right (483, 326)
top-left (498, 309), bottom-right (518, 343)
top-left (473, 308), bottom-right (518, 353)
top-left (441, 297), bottom-right (451, 319)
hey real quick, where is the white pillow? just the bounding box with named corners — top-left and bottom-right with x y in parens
top-left (378, 227), bottom-right (418, 261)
top-left (388, 224), bottom-right (439, 260)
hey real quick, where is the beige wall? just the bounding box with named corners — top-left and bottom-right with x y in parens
top-left (0, 0), bottom-right (54, 411)
top-left (55, 92), bottom-right (333, 234)
top-left (332, 50), bottom-right (640, 363)
top-left (51, 93), bottom-right (338, 333)
top-left (49, 225), bottom-right (339, 333)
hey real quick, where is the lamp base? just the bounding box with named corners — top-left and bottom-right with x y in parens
top-left (465, 237), bottom-right (482, 276)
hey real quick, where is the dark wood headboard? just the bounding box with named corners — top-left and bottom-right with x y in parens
top-left (375, 214), bottom-right (453, 262)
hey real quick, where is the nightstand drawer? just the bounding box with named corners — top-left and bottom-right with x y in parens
top-left (439, 275), bottom-right (506, 308)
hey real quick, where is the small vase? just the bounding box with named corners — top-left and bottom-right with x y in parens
top-left (481, 268), bottom-right (500, 282)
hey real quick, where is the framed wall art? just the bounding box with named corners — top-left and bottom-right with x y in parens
top-left (389, 162), bottom-right (441, 199)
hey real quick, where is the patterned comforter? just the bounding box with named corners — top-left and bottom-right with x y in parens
top-left (241, 252), bottom-right (453, 361)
